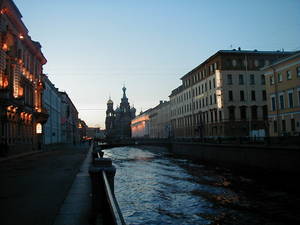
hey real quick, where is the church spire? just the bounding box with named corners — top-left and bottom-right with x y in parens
top-left (122, 85), bottom-right (127, 99)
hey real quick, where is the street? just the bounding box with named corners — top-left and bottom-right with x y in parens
top-left (0, 145), bottom-right (88, 225)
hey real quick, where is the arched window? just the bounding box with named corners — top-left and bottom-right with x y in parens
top-left (36, 123), bottom-right (42, 134)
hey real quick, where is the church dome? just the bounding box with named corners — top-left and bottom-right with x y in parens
top-left (107, 99), bottom-right (113, 104)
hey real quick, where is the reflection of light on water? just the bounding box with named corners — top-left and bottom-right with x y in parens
top-left (104, 146), bottom-right (260, 225)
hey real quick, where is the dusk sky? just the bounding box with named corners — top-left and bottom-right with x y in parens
top-left (14, 0), bottom-right (300, 128)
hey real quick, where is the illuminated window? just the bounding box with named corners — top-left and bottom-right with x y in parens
top-left (36, 123), bottom-right (42, 134)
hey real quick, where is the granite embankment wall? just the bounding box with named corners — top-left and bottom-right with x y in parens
top-left (170, 143), bottom-right (300, 173)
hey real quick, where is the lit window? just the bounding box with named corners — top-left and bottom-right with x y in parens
top-left (36, 123), bottom-right (42, 134)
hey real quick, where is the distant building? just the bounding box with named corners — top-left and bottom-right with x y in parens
top-left (262, 52), bottom-right (300, 136)
top-left (59, 92), bottom-right (79, 144)
top-left (0, 0), bottom-right (48, 155)
top-left (169, 49), bottom-right (296, 138)
top-left (78, 119), bottom-right (87, 141)
top-left (148, 101), bottom-right (171, 138)
top-left (105, 86), bottom-right (136, 139)
top-left (86, 127), bottom-right (105, 139)
top-left (131, 109), bottom-right (151, 138)
top-left (42, 74), bottom-right (61, 145)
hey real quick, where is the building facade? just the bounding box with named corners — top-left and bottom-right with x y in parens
top-left (148, 101), bottom-right (171, 138)
top-left (42, 74), bottom-right (61, 145)
top-left (0, 0), bottom-right (47, 155)
top-left (105, 86), bottom-right (136, 139)
top-left (169, 49), bottom-right (295, 138)
top-left (131, 109), bottom-right (151, 138)
top-left (263, 52), bottom-right (300, 136)
top-left (59, 92), bottom-right (79, 145)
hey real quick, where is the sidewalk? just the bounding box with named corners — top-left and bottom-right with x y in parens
top-left (0, 145), bottom-right (89, 225)
top-left (53, 145), bottom-right (94, 225)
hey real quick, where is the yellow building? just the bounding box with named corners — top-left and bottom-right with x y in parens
top-left (263, 52), bottom-right (300, 136)
top-left (169, 49), bottom-right (295, 138)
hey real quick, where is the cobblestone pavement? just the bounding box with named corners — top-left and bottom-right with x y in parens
top-left (0, 144), bottom-right (89, 225)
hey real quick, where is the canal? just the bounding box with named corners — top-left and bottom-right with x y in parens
top-left (104, 146), bottom-right (298, 225)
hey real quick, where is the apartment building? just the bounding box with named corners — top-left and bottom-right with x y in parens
top-left (0, 0), bottom-right (47, 154)
top-left (42, 74), bottom-right (61, 145)
top-left (148, 101), bottom-right (171, 138)
top-left (263, 52), bottom-right (300, 136)
top-left (59, 92), bottom-right (79, 145)
top-left (169, 49), bottom-right (295, 138)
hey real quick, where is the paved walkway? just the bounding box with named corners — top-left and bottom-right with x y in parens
top-left (53, 145), bottom-right (93, 225)
top-left (0, 144), bottom-right (90, 225)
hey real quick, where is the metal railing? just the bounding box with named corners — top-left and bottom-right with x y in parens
top-left (89, 143), bottom-right (126, 225)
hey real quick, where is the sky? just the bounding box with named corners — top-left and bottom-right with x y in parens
top-left (13, 0), bottom-right (300, 128)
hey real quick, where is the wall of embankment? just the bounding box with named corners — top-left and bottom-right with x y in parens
top-left (170, 143), bottom-right (300, 173)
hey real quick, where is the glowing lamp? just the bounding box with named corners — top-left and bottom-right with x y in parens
top-left (19, 34), bottom-right (24, 40)
top-left (2, 43), bottom-right (8, 51)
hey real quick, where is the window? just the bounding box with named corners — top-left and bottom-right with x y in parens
top-left (239, 74), bottom-right (244, 85)
top-left (213, 78), bottom-right (215, 88)
top-left (219, 111), bottom-right (222, 121)
top-left (240, 106), bottom-right (247, 120)
top-left (214, 93), bottom-right (216, 104)
top-left (240, 90), bottom-right (245, 101)
top-left (279, 94), bottom-right (285, 109)
top-left (270, 75), bottom-right (274, 85)
top-left (288, 91), bottom-right (294, 108)
top-left (287, 70), bottom-right (292, 80)
top-left (282, 120), bottom-right (286, 132)
top-left (229, 90), bottom-right (233, 101)
top-left (205, 83), bottom-right (207, 91)
top-left (210, 95), bottom-right (212, 105)
top-left (297, 67), bottom-right (300, 77)
top-left (250, 74), bottom-right (255, 85)
top-left (262, 90), bottom-right (267, 101)
top-left (251, 106), bottom-right (258, 120)
top-left (228, 106), bottom-right (235, 120)
top-left (227, 74), bottom-right (233, 85)
top-left (261, 74), bottom-right (266, 85)
top-left (291, 119), bottom-right (295, 132)
top-left (273, 120), bottom-right (278, 133)
top-left (298, 89), bottom-right (300, 106)
top-left (251, 90), bottom-right (256, 101)
top-left (209, 80), bottom-right (212, 90)
top-left (271, 96), bottom-right (276, 111)
top-left (278, 72), bottom-right (282, 82)
top-left (263, 105), bottom-right (268, 120)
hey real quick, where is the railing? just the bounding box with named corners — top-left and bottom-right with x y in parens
top-left (89, 143), bottom-right (126, 225)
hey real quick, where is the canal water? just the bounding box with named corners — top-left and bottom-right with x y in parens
top-left (104, 146), bottom-right (296, 225)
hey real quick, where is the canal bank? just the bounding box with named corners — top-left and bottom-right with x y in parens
top-left (169, 142), bottom-right (300, 174)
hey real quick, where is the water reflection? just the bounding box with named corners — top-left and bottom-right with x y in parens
top-left (104, 146), bottom-right (292, 225)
